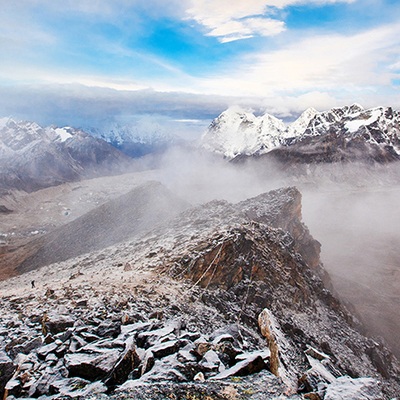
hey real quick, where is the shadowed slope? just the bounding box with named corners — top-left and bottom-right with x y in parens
top-left (11, 181), bottom-right (189, 275)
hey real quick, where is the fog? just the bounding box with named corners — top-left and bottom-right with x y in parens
top-left (157, 147), bottom-right (286, 204)
top-left (302, 185), bottom-right (400, 357)
top-left (152, 146), bottom-right (400, 357)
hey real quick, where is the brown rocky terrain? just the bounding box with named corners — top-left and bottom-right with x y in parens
top-left (1, 184), bottom-right (399, 399)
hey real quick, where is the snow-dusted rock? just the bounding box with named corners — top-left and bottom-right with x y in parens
top-left (1, 184), bottom-right (400, 398)
top-left (51, 377), bottom-right (108, 398)
top-left (0, 351), bottom-right (15, 398)
top-left (199, 349), bottom-right (224, 373)
top-left (148, 340), bottom-right (180, 359)
top-left (212, 353), bottom-right (266, 379)
top-left (324, 376), bottom-right (383, 400)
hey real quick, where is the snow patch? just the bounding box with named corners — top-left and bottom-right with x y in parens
top-left (54, 127), bottom-right (73, 142)
top-left (345, 109), bottom-right (381, 133)
top-left (325, 376), bottom-right (382, 399)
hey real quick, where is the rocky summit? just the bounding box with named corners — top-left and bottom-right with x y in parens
top-left (1, 185), bottom-right (399, 399)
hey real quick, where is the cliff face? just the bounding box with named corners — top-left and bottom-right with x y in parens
top-left (1, 185), bottom-right (399, 399)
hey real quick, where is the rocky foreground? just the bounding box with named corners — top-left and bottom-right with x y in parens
top-left (1, 185), bottom-right (399, 399)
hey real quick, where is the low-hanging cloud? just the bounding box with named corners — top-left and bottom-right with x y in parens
top-left (0, 84), bottom-right (234, 132)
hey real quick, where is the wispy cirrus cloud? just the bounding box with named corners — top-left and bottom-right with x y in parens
top-left (185, 0), bottom-right (356, 42)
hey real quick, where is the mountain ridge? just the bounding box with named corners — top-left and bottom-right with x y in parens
top-left (1, 184), bottom-right (399, 399)
top-left (0, 118), bottom-right (133, 194)
top-left (202, 104), bottom-right (400, 163)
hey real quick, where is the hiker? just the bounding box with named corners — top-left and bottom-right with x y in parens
top-left (31, 280), bottom-right (35, 288)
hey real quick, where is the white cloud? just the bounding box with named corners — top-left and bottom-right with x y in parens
top-left (208, 17), bottom-right (285, 43)
top-left (192, 22), bottom-right (400, 98)
top-left (263, 0), bottom-right (355, 7)
top-left (186, 0), bottom-right (283, 42)
top-left (185, 0), bottom-right (356, 42)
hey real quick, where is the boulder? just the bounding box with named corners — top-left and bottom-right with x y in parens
top-left (103, 337), bottom-right (141, 387)
top-left (193, 372), bottom-right (205, 382)
top-left (212, 333), bottom-right (234, 346)
top-left (192, 337), bottom-right (211, 358)
top-left (65, 350), bottom-right (121, 381)
top-left (120, 321), bottom-right (154, 337)
top-left (140, 355), bottom-right (187, 383)
top-left (69, 335), bottom-right (88, 352)
top-left (299, 352), bottom-right (338, 394)
top-left (0, 351), bottom-right (15, 399)
top-left (212, 353), bottom-right (266, 380)
top-left (214, 341), bottom-right (242, 367)
top-left (136, 322), bottom-right (180, 349)
top-left (28, 370), bottom-right (63, 397)
top-left (200, 350), bottom-right (225, 374)
top-left (95, 320), bottom-right (121, 338)
top-left (37, 342), bottom-right (58, 360)
top-left (4, 379), bottom-right (22, 398)
top-left (8, 337), bottom-right (42, 358)
top-left (148, 340), bottom-right (180, 359)
top-left (44, 314), bottom-right (75, 335)
top-left (140, 350), bottom-right (155, 376)
top-left (50, 377), bottom-right (107, 398)
top-left (179, 331), bottom-right (201, 342)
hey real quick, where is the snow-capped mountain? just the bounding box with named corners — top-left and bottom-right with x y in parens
top-left (89, 122), bottom-right (182, 158)
top-left (0, 118), bottom-right (131, 193)
top-left (301, 104), bottom-right (400, 151)
top-left (286, 107), bottom-right (318, 138)
top-left (203, 104), bottom-right (400, 163)
top-left (201, 106), bottom-right (287, 159)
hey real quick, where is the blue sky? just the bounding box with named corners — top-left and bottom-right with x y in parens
top-left (1, 0), bottom-right (400, 133)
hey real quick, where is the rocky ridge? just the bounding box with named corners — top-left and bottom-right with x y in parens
top-left (1, 185), bottom-right (399, 399)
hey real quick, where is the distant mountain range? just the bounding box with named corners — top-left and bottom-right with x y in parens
top-left (202, 104), bottom-right (400, 164)
top-left (0, 118), bottom-right (183, 193)
top-left (88, 123), bottom-right (181, 158)
top-left (0, 118), bottom-right (131, 193)
top-left (2, 103), bottom-right (400, 194)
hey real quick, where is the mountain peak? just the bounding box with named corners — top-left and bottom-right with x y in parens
top-left (348, 103), bottom-right (364, 112)
top-left (202, 104), bottom-right (400, 161)
top-left (202, 108), bottom-right (285, 159)
top-left (286, 107), bottom-right (318, 138)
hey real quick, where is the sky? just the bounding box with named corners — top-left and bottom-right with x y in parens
top-left (1, 0), bottom-right (400, 135)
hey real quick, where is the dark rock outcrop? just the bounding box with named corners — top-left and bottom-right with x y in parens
top-left (0, 351), bottom-right (15, 399)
